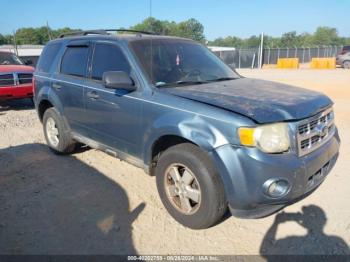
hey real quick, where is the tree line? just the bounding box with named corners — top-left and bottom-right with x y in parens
top-left (210, 27), bottom-right (350, 48)
top-left (0, 17), bottom-right (349, 48)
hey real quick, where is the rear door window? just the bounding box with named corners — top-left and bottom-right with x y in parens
top-left (61, 45), bottom-right (89, 77)
top-left (91, 43), bottom-right (130, 81)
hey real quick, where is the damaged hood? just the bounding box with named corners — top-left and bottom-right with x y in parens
top-left (160, 78), bottom-right (332, 123)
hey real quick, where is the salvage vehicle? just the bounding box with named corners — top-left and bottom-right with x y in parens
top-left (0, 51), bottom-right (34, 101)
top-left (33, 30), bottom-right (340, 229)
top-left (336, 45), bottom-right (350, 69)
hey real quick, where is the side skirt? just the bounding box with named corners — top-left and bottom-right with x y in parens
top-left (71, 132), bottom-right (149, 174)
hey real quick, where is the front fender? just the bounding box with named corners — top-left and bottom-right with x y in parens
top-left (142, 111), bottom-right (230, 166)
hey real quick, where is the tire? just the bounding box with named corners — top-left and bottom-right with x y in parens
top-left (343, 61), bottom-right (350, 69)
top-left (155, 143), bottom-right (227, 229)
top-left (43, 108), bottom-right (76, 154)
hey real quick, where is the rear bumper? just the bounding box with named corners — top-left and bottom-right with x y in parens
top-left (0, 84), bottom-right (33, 100)
top-left (209, 128), bottom-right (340, 218)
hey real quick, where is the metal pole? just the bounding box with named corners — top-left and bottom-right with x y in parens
top-left (317, 46), bottom-right (320, 57)
top-left (287, 47), bottom-right (289, 58)
top-left (259, 32), bottom-right (264, 69)
top-left (46, 21), bottom-right (52, 41)
top-left (252, 53), bottom-right (256, 69)
top-left (295, 47), bottom-right (297, 58)
top-left (302, 47), bottom-right (305, 63)
top-left (12, 30), bottom-right (18, 56)
top-left (277, 48), bottom-right (280, 60)
top-left (238, 49), bottom-right (241, 69)
top-left (309, 47), bottom-right (311, 61)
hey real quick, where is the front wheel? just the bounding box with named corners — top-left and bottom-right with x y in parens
top-left (43, 108), bottom-right (76, 154)
top-left (343, 61), bottom-right (350, 69)
top-left (155, 143), bottom-right (227, 229)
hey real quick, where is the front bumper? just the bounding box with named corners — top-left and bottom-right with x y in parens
top-left (0, 84), bottom-right (33, 100)
top-left (209, 128), bottom-right (340, 218)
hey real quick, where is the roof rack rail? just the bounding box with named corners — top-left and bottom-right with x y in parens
top-left (59, 29), bottom-right (156, 38)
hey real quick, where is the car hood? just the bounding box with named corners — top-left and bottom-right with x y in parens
top-left (0, 65), bottom-right (34, 73)
top-left (160, 78), bottom-right (333, 123)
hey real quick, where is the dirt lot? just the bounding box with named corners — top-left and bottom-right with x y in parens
top-left (0, 69), bottom-right (349, 255)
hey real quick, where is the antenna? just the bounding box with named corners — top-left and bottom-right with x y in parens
top-left (46, 21), bottom-right (52, 41)
top-left (150, 0), bottom-right (154, 83)
top-left (12, 30), bottom-right (18, 56)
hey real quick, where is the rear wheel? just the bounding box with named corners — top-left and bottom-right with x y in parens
top-left (155, 143), bottom-right (227, 229)
top-left (343, 61), bottom-right (350, 69)
top-left (43, 108), bottom-right (76, 154)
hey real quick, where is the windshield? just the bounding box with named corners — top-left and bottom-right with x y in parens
top-left (129, 39), bottom-right (239, 87)
top-left (0, 52), bottom-right (24, 65)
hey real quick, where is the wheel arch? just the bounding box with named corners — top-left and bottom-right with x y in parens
top-left (143, 114), bottom-right (231, 176)
top-left (148, 134), bottom-right (196, 175)
top-left (38, 99), bottom-right (54, 122)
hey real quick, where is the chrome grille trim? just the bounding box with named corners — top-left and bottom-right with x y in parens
top-left (18, 73), bottom-right (33, 85)
top-left (0, 72), bottom-right (33, 87)
top-left (297, 107), bottom-right (335, 157)
top-left (0, 73), bottom-right (15, 87)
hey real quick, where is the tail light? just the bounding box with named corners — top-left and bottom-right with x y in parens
top-left (32, 75), bottom-right (36, 99)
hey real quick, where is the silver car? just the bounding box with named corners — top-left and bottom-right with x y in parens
top-left (336, 45), bottom-right (350, 69)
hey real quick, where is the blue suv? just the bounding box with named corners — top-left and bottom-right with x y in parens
top-left (34, 30), bottom-right (340, 229)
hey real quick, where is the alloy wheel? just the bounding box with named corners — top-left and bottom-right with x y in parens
top-left (46, 117), bottom-right (60, 147)
top-left (164, 163), bottom-right (201, 215)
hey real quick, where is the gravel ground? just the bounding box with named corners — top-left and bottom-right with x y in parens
top-left (0, 69), bottom-right (349, 255)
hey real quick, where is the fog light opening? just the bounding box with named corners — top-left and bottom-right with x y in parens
top-left (265, 179), bottom-right (290, 198)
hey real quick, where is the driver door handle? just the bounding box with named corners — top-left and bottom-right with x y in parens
top-left (87, 91), bottom-right (99, 100)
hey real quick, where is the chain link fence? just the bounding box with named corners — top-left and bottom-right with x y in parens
top-left (214, 46), bottom-right (343, 69)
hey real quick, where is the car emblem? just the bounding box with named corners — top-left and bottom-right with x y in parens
top-left (315, 123), bottom-right (328, 137)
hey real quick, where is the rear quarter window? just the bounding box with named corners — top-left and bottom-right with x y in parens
top-left (60, 46), bottom-right (89, 77)
top-left (36, 43), bottom-right (62, 73)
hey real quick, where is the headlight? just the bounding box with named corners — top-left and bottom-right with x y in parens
top-left (238, 123), bottom-right (290, 153)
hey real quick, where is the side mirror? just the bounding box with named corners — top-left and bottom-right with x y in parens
top-left (24, 59), bottom-right (33, 65)
top-left (102, 71), bottom-right (136, 91)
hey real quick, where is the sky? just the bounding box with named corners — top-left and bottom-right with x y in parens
top-left (0, 0), bottom-right (349, 40)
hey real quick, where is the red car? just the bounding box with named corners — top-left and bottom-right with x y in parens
top-left (0, 51), bottom-right (34, 101)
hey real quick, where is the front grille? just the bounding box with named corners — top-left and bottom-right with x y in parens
top-left (0, 74), bottom-right (15, 87)
top-left (18, 73), bottom-right (33, 85)
top-left (297, 107), bottom-right (335, 157)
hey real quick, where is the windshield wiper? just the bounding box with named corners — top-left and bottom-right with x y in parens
top-left (156, 80), bottom-right (210, 88)
top-left (207, 77), bottom-right (238, 82)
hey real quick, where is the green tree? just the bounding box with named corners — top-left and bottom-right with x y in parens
top-left (2, 23), bottom-right (349, 47)
top-left (15, 28), bottom-right (42, 45)
top-left (209, 36), bottom-right (243, 47)
top-left (280, 31), bottom-right (301, 47)
top-left (0, 34), bottom-right (7, 45)
top-left (313, 26), bottom-right (341, 46)
top-left (298, 33), bottom-right (314, 47)
top-left (131, 17), bottom-right (167, 35)
top-left (264, 36), bottom-right (282, 48)
top-left (51, 27), bottom-right (81, 39)
top-left (131, 17), bottom-right (205, 42)
top-left (176, 18), bottom-right (205, 42)
top-left (243, 35), bottom-right (261, 48)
